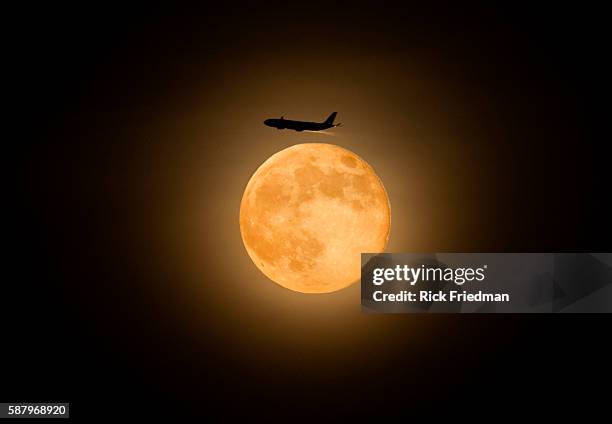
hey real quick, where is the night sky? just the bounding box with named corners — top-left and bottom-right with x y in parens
top-left (7, 2), bottom-right (611, 419)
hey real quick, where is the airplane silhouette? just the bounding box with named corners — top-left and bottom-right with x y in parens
top-left (264, 112), bottom-right (341, 132)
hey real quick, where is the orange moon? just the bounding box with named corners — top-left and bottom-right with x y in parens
top-left (240, 143), bottom-right (391, 293)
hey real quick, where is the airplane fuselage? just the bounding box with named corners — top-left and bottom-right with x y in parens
top-left (264, 118), bottom-right (331, 132)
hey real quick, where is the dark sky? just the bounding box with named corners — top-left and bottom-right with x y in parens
top-left (7, 2), bottom-right (611, 419)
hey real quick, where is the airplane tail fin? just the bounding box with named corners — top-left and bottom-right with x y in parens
top-left (324, 112), bottom-right (337, 126)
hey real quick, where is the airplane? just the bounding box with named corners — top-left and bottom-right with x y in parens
top-left (264, 112), bottom-right (341, 132)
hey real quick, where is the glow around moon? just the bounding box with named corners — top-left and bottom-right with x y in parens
top-left (240, 143), bottom-right (391, 293)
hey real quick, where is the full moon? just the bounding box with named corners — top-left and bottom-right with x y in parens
top-left (240, 143), bottom-right (391, 293)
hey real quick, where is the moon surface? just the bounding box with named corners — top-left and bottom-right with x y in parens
top-left (240, 143), bottom-right (391, 293)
